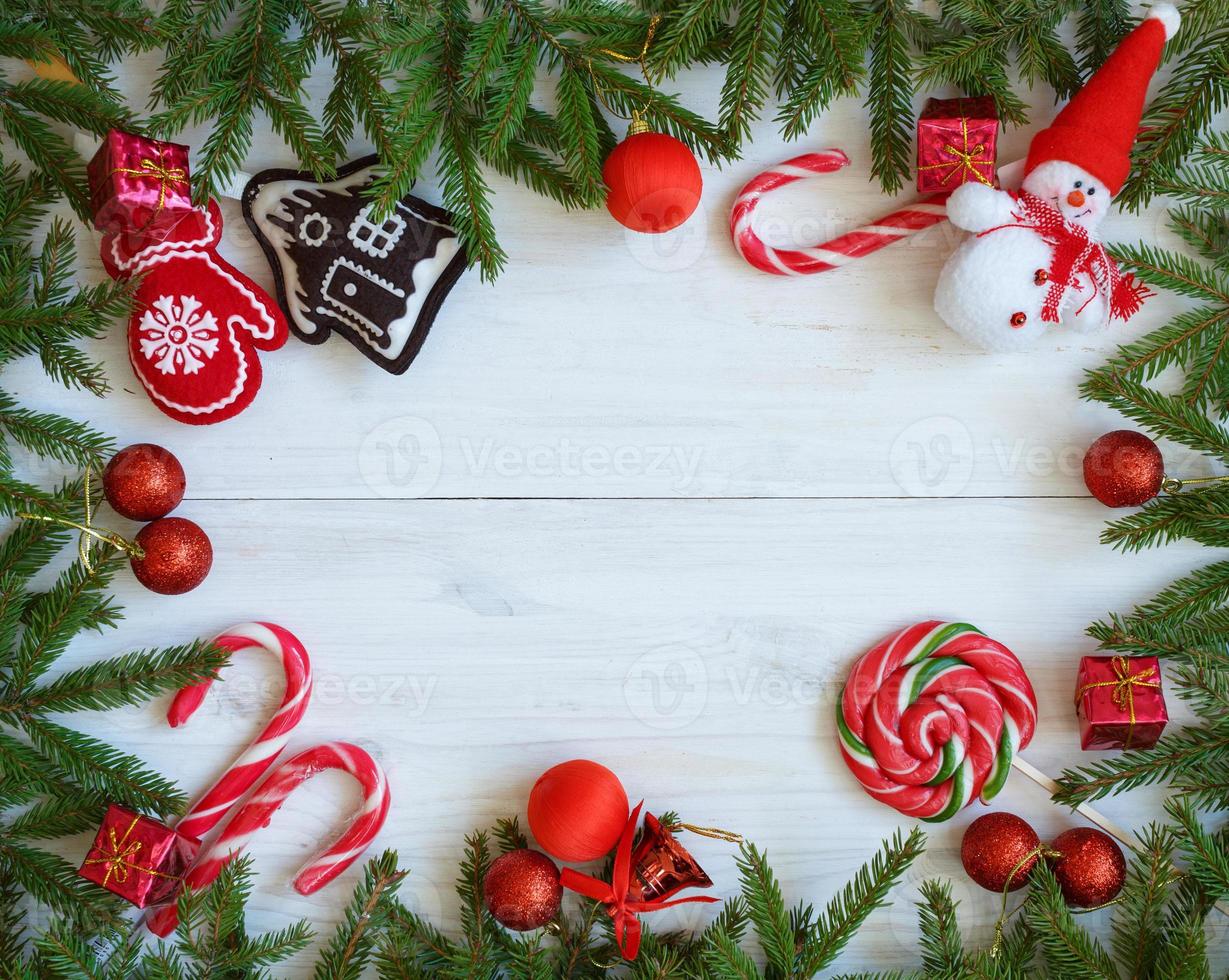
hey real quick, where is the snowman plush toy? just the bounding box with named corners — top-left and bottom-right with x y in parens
top-left (934, 4), bottom-right (1180, 352)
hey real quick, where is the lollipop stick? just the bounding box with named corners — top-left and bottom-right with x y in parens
top-left (1011, 755), bottom-right (1229, 918)
top-left (1011, 756), bottom-right (1135, 850)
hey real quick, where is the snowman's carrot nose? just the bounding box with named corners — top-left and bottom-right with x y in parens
top-left (1067, 189), bottom-right (1086, 207)
top-left (730, 150), bottom-right (950, 276)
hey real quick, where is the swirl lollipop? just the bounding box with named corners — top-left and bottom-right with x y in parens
top-left (837, 621), bottom-right (1038, 822)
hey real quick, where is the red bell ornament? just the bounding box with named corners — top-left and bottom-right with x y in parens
top-left (603, 114), bottom-right (702, 234)
top-left (628, 812), bottom-right (713, 902)
top-left (559, 803), bottom-right (719, 961)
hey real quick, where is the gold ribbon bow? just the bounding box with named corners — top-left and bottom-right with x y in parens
top-left (82, 814), bottom-right (175, 888)
top-left (1076, 655), bottom-right (1160, 749)
top-left (918, 117), bottom-right (993, 188)
top-left (109, 154), bottom-right (188, 213)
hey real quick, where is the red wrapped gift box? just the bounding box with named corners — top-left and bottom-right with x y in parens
top-left (1075, 655), bottom-right (1168, 751)
top-left (78, 805), bottom-right (200, 908)
top-left (916, 97), bottom-right (998, 193)
top-left (87, 129), bottom-right (193, 239)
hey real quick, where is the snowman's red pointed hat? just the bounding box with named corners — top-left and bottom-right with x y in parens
top-left (1024, 4), bottom-right (1180, 194)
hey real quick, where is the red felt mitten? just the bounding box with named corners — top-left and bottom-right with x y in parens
top-left (100, 202), bottom-right (288, 425)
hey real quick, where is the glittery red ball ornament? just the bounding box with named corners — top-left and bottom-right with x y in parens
top-left (103, 444), bottom-right (186, 521)
top-left (960, 812), bottom-right (1042, 892)
top-left (483, 849), bottom-right (562, 931)
top-left (130, 517), bottom-right (212, 595)
top-left (1083, 430), bottom-right (1164, 507)
top-left (603, 123), bottom-right (702, 234)
top-left (528, 760), bottom-right (628, 862)
top-left (1049, 828), bottom-right (1126, 907)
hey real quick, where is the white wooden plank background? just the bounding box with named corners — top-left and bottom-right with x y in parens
top-left (9, 10), bottom-right (1229, 973)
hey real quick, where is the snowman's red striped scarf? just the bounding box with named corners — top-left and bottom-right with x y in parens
top-left (978, 190), bottom-right (1150, 324)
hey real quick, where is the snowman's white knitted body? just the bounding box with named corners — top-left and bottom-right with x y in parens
top-left (934, 160), bottom-right (1112, 352)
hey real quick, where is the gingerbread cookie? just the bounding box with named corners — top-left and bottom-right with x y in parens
top-left (100, 201), bottom-right (289, 425)
top-left (242, 156), bottom-right (466, 374)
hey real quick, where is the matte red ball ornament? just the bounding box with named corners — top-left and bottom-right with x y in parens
top-left (130, 517), bottom-right (212, 595)
top-left (1049, 828), bottom-right (1126, 907)
top-left (528, 759), bottom-right (629, 863)
top-left (1083, 430), bottom-right (1164, 507)
top-left (483, 849), bottom-right (562, 931)
top-left (603, 117), bottom-right (702, 234)
top-left (103, 444), bottom-right (186, 520)
top-left (960, 812), bottom-right (1041, 893)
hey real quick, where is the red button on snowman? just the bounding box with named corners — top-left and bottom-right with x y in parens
top-left (934, 5), bottom-right (1179, 352)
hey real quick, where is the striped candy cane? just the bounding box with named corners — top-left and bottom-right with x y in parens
top-left (730, 150), bottom-right (950, 275)
top-left (171, 622), bottom-right (313, 839)
top-left (837, 621), bottom-right (1038, 823)
top-left (144, 622), bottom-right (312, 936)
top-left (191, 742), bottom-right (388, 891)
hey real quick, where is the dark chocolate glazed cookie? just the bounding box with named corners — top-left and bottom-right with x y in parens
top-left (242, 156), bottom-right (466, 374)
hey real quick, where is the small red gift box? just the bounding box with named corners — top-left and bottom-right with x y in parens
top-left (1075, 655), bottom-right (1168, 751)
top-left (916, 97), bottom-right (999, 193)
top-left (78, 805), bottom-right (200, 908)
top-left (87, 129), bottom-right (193, 239)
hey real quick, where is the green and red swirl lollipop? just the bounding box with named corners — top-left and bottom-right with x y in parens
top-left (837, 621), bottom-right (1038, 822)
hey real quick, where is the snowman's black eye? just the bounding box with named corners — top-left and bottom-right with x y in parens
top-left (1074, 180), bottom-right (1083, 188)
top-left (1088, 186), bottom-right (1096, 195)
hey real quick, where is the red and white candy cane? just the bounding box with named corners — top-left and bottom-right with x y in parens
top-left (731, 150), bottom-right (950, 275)
top-left (170, 622), bottom-right (313, 840)
top-left (147, 741), bottom-right (389, 936)
top-left (143, 622), bottom-right (312, 937)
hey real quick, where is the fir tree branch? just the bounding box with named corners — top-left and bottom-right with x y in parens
top-left (1165, 796), bottom-right (1229, 899)
top-left (1096, 484), bottom-right (1229, 552)
top-left (16, 715), bottom-right (185, 817)
top-left (1053, 726), bottom-right (1229, 806)
top-left (2, 790), bottom-right (106, 841)
top-left (1080, 372), bottom-right (1229, 466)
top-left (1, 640), bottom-right (229, 716)
top-left (314, 850), bottom-right (408, 980)
top-left (1023, 862), bottom-right (1117, 979)
top-left (914, 879), bottom-right (963, 975)
top-left (1110, 823), bottom-right (1175, 978)
top-left (795, 826), bottom-right (926, 976)
top-left (733, 842), bottom-right (793, 975)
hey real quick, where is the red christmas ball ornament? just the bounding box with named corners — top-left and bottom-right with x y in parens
top-left (960, 812), bottom-right (1042, 892)
top-left (603, 115), bottom-right (702, 234)
top-left (1049, 828), bottom-right (1126, 907)
top-left (528, 759), bottom-right (628, 863)
top-left (103, 444), bottom-right (186, 520)
top-left (130, 517), bottom-right (212, 595)
top-left (1083, 430), bottom-right (1165, 507)
top-left (483, 849), bottom-right (562, 930)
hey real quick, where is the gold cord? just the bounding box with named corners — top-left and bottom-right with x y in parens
top-left (991, 845), bottom-right (1062, 957)
top-left (17, 465), bottom-right (144, 570)
top-left (668, 821), bottom-right (744, 844)
top-left (588, 15), bottom-right (662, 131)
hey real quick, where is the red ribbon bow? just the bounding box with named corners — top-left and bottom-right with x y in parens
top-left (559, 802), bottom-right (719, 960)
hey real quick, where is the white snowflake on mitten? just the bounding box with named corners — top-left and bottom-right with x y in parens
top-left (138, 294), bottom-right (220, 375)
